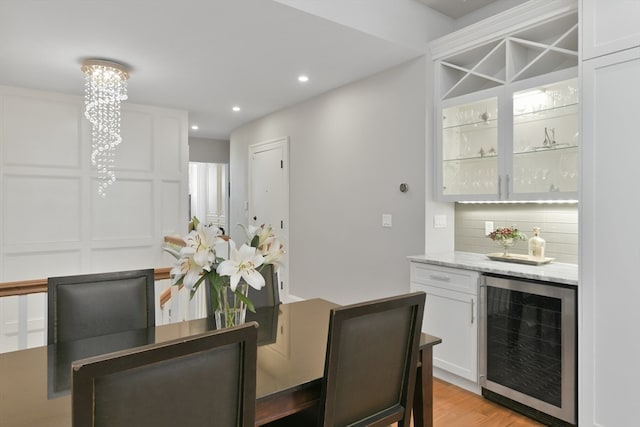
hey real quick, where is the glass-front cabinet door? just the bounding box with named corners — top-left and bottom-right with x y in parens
top-left (511, 77), bottom-right (578, 198)
top-left (437, 71), bottom-right (578, 202)
top-left (441, 94), bottom-right (499, 198)
top-left (432, 2), bottom-right (578, 202)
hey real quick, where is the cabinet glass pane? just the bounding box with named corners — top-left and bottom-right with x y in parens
top-left (512, 78), bottom-right (578, 194)
top-left (442, 98), bottom-right (498, 196)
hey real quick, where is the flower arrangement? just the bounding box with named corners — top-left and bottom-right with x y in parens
top-left (488, 226), bottom-right (527, 243)
top-left (488, 226), bottom-right (527, 256)
top-left (164, 217), bottom-right (285, 317)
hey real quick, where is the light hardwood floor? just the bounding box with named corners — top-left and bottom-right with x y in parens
top-left (429, 378), bottom-right (545, 427)
top-left (401, 379), bottom-right (546, 427)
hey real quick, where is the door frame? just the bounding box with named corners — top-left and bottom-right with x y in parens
top-left (248, 136), bottom-right (290, 299)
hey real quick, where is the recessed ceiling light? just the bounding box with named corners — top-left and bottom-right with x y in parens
top-left (191, 125), bottom-right (199, 130)
top-left (298, 75), bottom-right (309, 83)
top-left (232, 106), bottom-right (241, 112)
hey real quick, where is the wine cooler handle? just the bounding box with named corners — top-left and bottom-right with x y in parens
top-left (506, 174), bottom-right (510, 199)
top-left (498, 175), bottom-right (502, 199)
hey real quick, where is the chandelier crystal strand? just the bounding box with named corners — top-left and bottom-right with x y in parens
top-left (82, 60), bottom-right (129, 197)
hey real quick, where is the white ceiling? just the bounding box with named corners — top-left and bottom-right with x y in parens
top-left (0, 0), bottom-right (433, 139)
top-left (0, 0), bottom-right (509, 140)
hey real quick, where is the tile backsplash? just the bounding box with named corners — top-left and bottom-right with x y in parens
top-left (454, 203), bottom-right (578, 264)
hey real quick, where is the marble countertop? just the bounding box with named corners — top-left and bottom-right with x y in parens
top-left (408, 251), bottom-right (578, 286)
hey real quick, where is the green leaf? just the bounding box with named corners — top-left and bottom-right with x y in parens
top-left (189, 274), bottom-right (207, 299)
top-left (235, 289), bottom-right (256, 313)
top-left (207, 272), bottom-right (227, 313)
top-left (250, 234), bottom-right (260, 248)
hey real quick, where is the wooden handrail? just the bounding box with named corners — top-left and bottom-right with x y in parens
top-left (0, 235), bottom-right (225, 305)
top-left (159, 283), bottom-right (183, 308)
top-left (0, 267), bottom-right (173, 298)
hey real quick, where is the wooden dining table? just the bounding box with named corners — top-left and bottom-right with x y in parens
top-left (0, 298), bottom-right (440, 426)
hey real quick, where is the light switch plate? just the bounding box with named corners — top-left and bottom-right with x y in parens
top-left (382, 214), bottom-right (392, 228)
top-left (433, 214), bottom-right (447, 229)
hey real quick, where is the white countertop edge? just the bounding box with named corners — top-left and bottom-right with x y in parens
top-left (408, 251), bottom-right (578, 287)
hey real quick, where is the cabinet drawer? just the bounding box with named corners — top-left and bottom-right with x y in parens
top-left (410, 263), bottom-right (479, 295)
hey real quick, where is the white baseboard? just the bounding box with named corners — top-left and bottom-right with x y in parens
top-left (433, 367), bottom-right (482, 395)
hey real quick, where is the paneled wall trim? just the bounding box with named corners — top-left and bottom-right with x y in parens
top-left (0, 85), bottom-right (189, 350)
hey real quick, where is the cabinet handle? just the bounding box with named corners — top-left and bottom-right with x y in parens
top-left (498, 175), bottom-right (502, 199)
top-left (470, 298), bottom-right (475, 324)
top-left (429, 274), bottom-right (451, 282)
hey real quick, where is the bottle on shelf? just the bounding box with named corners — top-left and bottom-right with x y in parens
top-left (528, 227), bottom-right (546, 260)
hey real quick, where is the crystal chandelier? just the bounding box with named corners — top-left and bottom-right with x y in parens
top-left (81, 59), bottom-right (130, 197)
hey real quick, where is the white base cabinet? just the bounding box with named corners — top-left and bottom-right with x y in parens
top-left (410, 262), bottom-right (479, 383)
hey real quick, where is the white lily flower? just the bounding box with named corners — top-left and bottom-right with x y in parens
top-left (239, 223), bottom-right (275, 252)
top-left (239, 224), bottom-right (260, 242)
top-left (170, 253), bottom-right (203, 290)
top-left (216, 241), bottom-right (265, 291)
top-left (184, 223), bottom-right (223, 269)
top-left (255, 224), bottom-right (274, 247)
top-left (262, 238), bottom-right (285, 265)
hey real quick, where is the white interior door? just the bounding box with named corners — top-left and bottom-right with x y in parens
top-left (249, 137), bottom-right (289, 299)
top-left (189, 162), bottom-right (228, 233)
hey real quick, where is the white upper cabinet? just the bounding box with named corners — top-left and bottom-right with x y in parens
top-left (582, 0), bottom-right (640, 60)
top-left (431, 0), bottom-right (578, 202)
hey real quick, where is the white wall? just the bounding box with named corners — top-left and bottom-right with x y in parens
top-left (424, 54), bottom-right (456, 253)
top-left (189, 137), bottom-right (230, 163)
top-left (230, 58), bottom-right (429, 305)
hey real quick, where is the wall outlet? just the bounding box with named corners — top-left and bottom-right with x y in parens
top-left (485, 221), bottom-right (494, 236)
top-left (382, 214), bottom-right (392, 228)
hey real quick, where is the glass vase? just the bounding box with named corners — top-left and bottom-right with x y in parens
top-left (214, 283), bottom-right (249, 329)
top-left (496, 238), bottom-right (515, 256)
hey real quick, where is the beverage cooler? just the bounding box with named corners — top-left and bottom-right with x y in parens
top-left (480, 275), bottom-right (577, 426)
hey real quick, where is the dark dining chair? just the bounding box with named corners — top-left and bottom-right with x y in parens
top-left (319, 292), bottom-right (425, 427)
top-left (47, 268), bottom-right (155, 344)
top-left (206, 263), bottom-right (280, 317)
top-left (72, 322), bottom-right (258, 427)
top-left (267, 291), bottom-right (425, 427)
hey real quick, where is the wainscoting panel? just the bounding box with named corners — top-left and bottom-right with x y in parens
top-left (2, 250), bottom-right (83, 282)
top-left (0, 85), bottom-right (189, 351)
top-left (3, 92), bottom-right (82, 168)
top-left (160, 180), bottom-right (183, 235)
top-left (119, 108), bottom-right (154, 172)
top-left (90, 245), bottom-right (157, 272)
top-left (3, 175), bottom-right (81, 245)
top-left (91, 178), bottom-right (154, 240)
top-left (155, 114), bottom-right (186, 175)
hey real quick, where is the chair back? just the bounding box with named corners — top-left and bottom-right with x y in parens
top-left (72, 322), bottom-right (258, 427)
top-left (206, 264), bottom-right (280, 317)
top-left (48, 269), bottom-right (155, 344)
top-left (319, 292), bottom-right (425, 427)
